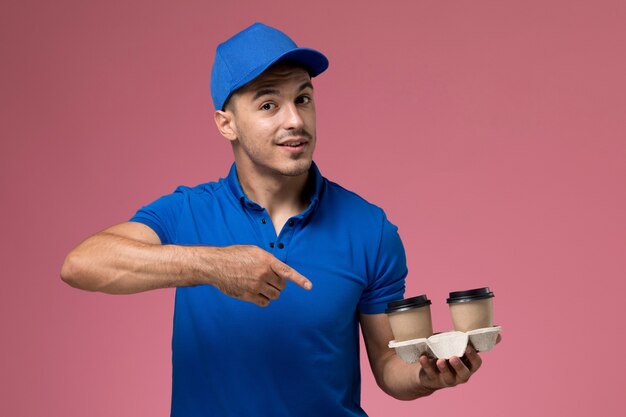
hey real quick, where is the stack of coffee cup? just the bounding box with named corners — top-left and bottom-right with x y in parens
top-left (385, 295), bottom-right (433, 342)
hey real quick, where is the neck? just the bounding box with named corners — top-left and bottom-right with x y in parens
top-left (235, 161), bottom-right (311, 217)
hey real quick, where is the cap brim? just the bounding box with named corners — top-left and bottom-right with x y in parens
top-left (225, 48), bottom-right (329, 107)
top-left (274, 48), bottom-right (329, 77)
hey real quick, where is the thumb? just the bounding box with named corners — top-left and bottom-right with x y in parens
top-left (270, 259), bottom-right (312, 290)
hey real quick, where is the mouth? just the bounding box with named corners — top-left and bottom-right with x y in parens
top-left (279, 141), bottom-right (307, 148)
top-left (277, 138), bottom-right (310, 152)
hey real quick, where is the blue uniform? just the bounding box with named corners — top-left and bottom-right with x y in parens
top-left (130, 162), bottom-right (407, 416)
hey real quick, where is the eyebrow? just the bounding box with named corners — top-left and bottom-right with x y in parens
top-left (252, 81), bottom-right (314, 101)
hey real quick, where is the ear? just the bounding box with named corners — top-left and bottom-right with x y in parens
top-left (214, 109), bottom-right (238, 142)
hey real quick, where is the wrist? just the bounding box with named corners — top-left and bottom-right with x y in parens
top-left (185, 245), bottom-right (223, 286)
top-left (162, 244), bottom-right (209, 287)
top-left (416, 383), bottom-right (437, 398)
top-left (412, 361), bottom-right (438, 398)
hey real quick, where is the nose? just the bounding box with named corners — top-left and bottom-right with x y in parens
top-left (282, 103), bottom-right (304, 130)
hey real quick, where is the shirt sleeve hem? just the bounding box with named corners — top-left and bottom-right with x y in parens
top-left (129, 217), bottom-right (167, 244)
top-left (358, 296), bottom-right (402, 315)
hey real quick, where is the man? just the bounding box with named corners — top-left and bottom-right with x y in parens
top-left (61, 22), bottom-right (492, 416)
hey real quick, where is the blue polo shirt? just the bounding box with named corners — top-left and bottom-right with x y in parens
top-left (130, 162), bottom-right (407, 417)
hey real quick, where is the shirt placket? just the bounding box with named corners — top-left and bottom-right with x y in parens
top-left (247, 208), bottom-right (298, 263)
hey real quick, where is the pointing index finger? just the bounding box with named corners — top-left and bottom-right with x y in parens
top-left (271, 259), bottom-right (312, 290)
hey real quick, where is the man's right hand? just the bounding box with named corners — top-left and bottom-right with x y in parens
top-left (203, 244), bottom-right (312, 307)
top-left (61, 222), bottom-right (312, 306)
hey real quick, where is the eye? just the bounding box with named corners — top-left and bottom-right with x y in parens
top-left (260, 102), bottom-right (276, 111)
top-left (296, 95), bottom-right (312, 105)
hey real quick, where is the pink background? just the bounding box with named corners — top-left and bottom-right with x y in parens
top-left (2, 0), bottom-right (625, 416)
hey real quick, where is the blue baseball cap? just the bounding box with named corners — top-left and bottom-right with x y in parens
top-left (210, 22), bottom-right (329, 110)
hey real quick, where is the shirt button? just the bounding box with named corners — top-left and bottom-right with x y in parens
top-left (288, 220), bottom-right (294, 226)
top-left (261, 219), bottom-right (267, 224)
top-left (269, 242), bottom-right (275, 248)
top-left (277, 243), bottom-right (284, 249)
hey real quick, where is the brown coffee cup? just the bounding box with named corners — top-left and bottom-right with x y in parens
top-left (447, 287), bottom-right (494, 332)
top-left (385, 295), bottom-right (433, 342)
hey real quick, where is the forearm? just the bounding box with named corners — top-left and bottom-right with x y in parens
top-left (61, 232), bottom-right (215, 294)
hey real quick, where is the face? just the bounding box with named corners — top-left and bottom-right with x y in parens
top-left (218, 64), bottom-right (316, 178)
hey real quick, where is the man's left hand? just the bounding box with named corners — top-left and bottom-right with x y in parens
top-left (418, 333), bottom-right (501, 393)
top-left (418, 345), bottom-right (482, 392)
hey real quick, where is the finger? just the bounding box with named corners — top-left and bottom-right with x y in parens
top-left (436, 359), bottom-right (457, 386)
top-left (464, 346), bottom-right (483, 373)
top-left (496, 333), bottom-right (502, 344)
top-left (260, 284), bottom-right (281, 301)
top-left (267, 274), bottom-right (287, 291)
top-left (271, 259), bottom-right (312, 290)
top-left (419, 355), bottom-right (440, 380)
top-left (246, 293), bottom-right (270, 307)
top-left (448, 356), bottom-right (471, 382)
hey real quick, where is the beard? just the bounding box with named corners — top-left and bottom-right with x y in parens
top-left (234, 128), bottom-right (315, 177)
top-left (277, 158), bottom-right (313, 176)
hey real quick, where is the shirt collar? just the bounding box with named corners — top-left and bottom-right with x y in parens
top-left (226, 162), bottom-right (323, 214)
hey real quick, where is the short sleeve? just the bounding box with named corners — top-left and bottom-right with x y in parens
top-left (129, 187), bottom-right (187, 244)
top-left (358, 214), bottom-right (408, 314)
